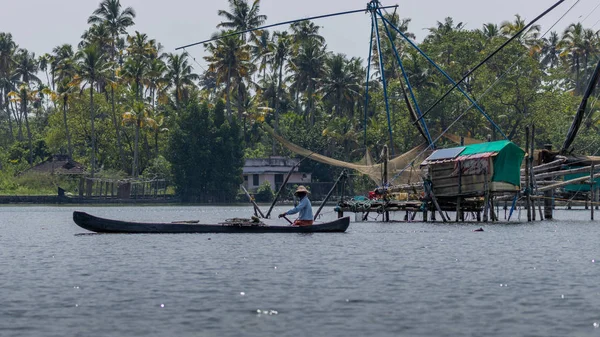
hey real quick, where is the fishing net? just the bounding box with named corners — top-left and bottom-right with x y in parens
top-left (263, 124), bottom-right (430, 186)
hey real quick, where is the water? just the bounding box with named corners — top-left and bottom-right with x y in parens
top-left (2, 205), bottom-right (600, 337)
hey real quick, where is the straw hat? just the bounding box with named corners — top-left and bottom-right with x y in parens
top-left (295, 185), bottom-right (310, 194)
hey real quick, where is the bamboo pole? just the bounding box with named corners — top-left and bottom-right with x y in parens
top-left (521, 157), bottom-right (567, 174)
top-left (538, 172), bottom-right (600, 192)
top-left (530, 125), bottom-right (536, 221)
top-left (534, 165), bottom-right (596, 179)
top-left (265, 154), bottom-right (313, 219)
top-left (314, 170), bottom-right (347, 220)
top-left (592, 164), bottom-right (595, 221)
top-left (241, 184), bottom-right (265, 218)
top-left (525, 127), bottom-right (531, 222)
top-left (483, 169), bottom-right (489, 222)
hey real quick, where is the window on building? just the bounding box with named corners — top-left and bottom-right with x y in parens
top-left (253, 174), bottom-right (259, 186)
top-left (275, 174), bottom-right (284, 185)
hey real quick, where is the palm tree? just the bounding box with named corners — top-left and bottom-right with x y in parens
top-left (52, 44), bottom-right (77, 160)
top-left (204, 32), bottom-right (252, 120)
top-left (122, 101), bottom-right (157, 177)
top-left (428, 17), bottom-right (464, 42)
top-left (12, 49), bottom-right (40, 166)
top-left (217, 0), bottom-right (267, 43)
top-left (124, 31), bottom-right (154, 99)
top-left (500, 14), bottom-right (540, 48)
top-left (290, 21), bottom-right (325, 48)
top-left (321, 54), bottom-right (361, 117)
top-left (77, 43), bottom-right (110, 178)
top-left (88, 0), bottom-right (136, 48)
top-left (272, 31), bottom-right (291, 126)
top-left (290, 39), bottom-right (327, 125)
top-left (0, 32), bottom-right (17, 143)
top-left (479, 23), bottom-right (500, 41)
top-left (88, 0), bottom-right (136, 172)
top-left (540, 31), bottom-right (561, 69)
top-left (165, 52), bottom-right (199, 112)
top-left (250, 30), bottom-right (273, 81)
top-left (559, 23), bottom-right (598, 94)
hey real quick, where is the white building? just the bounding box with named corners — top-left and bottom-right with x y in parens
top-left (243, 157), bottom-right (312, 192)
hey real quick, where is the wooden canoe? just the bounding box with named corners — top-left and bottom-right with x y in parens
top-left (72, 211), bottom-right (350, 234)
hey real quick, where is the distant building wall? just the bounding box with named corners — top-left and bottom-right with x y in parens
top-left (243, 157), bottom-right (311, 191)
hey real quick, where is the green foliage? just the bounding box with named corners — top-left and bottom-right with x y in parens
top-left (3, 1), bottom-right (600, 199)
top-left (8, 140), bottom-right (50, 165)
top-left (254, 181), bottom-right (274, 202)
top-left (168, 100), bottom-right (244, 202)
top-left (142, 155), bottom-right (172, 180)
top-left (0, 172), bottom-right (80, 196)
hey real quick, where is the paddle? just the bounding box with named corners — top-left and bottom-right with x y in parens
top-left (281, 215), bottom-right (293, 225)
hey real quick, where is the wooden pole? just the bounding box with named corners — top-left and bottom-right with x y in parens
top-left (592, 163), bottom-right (595, 221)
top-left (314, 170), bottom-right (347, 220)
top-left (266, 154), bottom-right (313, 219)
top-left (456, 136), bottom-right (464, 222)
top-left (525, 127), bottom-right (531, 222)
top-left (241, 184), bottom-right (265, 218)
top-left (383, 145), bottom-right (390, 222)
top-left (530, 125), bottom-right (537, 221)
top-left (483, 169), bottom-right (489, 222)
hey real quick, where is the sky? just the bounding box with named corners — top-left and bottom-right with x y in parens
top-left (0, 0), bottom-right (597, 73)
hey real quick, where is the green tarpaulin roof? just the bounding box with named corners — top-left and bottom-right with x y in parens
top-left (460, 140), bottom-right (515, 156)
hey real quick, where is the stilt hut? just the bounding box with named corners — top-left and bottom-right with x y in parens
top-left (421, 140), bottom-right (525, 199)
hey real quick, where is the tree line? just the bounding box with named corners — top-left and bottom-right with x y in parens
top-left (0, 0), bottom-right (599, 198)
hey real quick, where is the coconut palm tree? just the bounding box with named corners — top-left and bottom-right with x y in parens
top-left (217, 0), bottom-right (267, 43)
top-left (88, 0), bottom-right (136, 172)
top-left (12, 49), bottom-right (40, 166)
top-left (77, 43), bottom-right (110, 178)
top-left (479, 23), bottom-right (500, 41)
top-left (204, 32), bottom-right (251, 120)
top-left (122, 100), bottom-right (157, 177)
top-left (321, 54), bottom-right (362, 117)
top-left (0, 32), bottom-right (17, 143)
top-left (559, 23), bottom-right (598, 94)
top-left (250, 30), bottom-right (273, 81)
top-left (88, 0), bottom-right (136, 49)
top-left (540, 31), bottom-right (561, 69)
top-left (272, 31), bottom-right (291, 126)
top-left (500, 14), bottom-right (540, 48)
top-left (290, 21), bottom-right (325, 48)
top-left (290, 39), bottom-right (327, 125)
top-left (51, 44), bottom-right (77, 160)
top-left (164, 52), bottom-right (199, 112)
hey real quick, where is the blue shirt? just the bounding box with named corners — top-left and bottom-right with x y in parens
top-left (285, 196), bottom-right (313, 220)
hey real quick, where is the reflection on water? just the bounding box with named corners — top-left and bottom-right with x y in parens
top-left (1, 206), bottom-right (600, 337)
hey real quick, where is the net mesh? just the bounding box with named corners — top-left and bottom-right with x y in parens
top-left (263, 125), bottom-right (430, 185)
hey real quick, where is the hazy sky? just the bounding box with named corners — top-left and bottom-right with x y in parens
top-left (0, 0), bottom-right (596, 72)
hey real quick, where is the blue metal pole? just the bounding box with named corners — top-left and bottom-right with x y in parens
top-left (378, 9), bottom-right (433, 147)
top-left (364, 18), bottom-right (375, 148)
top-left (378, 13), bottom-right (508, 139)
top-left (373, 12), bottom-right (395, 155)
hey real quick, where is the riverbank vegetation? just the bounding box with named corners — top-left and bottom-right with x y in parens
top-left (0, 0), bottom-right (599, 199)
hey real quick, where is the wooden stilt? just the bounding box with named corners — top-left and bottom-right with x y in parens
top-left (530, 125), bottom-right (536, 221)
top-left (592, 163), bottom-right (595, 221)
top-left (525, 127), bottom-right (531, 222)
top-left (429, 191), bottom-right (447, 222)
top-left (483, 170), bottom-right (489, 222)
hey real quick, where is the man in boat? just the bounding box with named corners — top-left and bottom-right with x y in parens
top-left (279, 186), bottom-right (313, 226)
